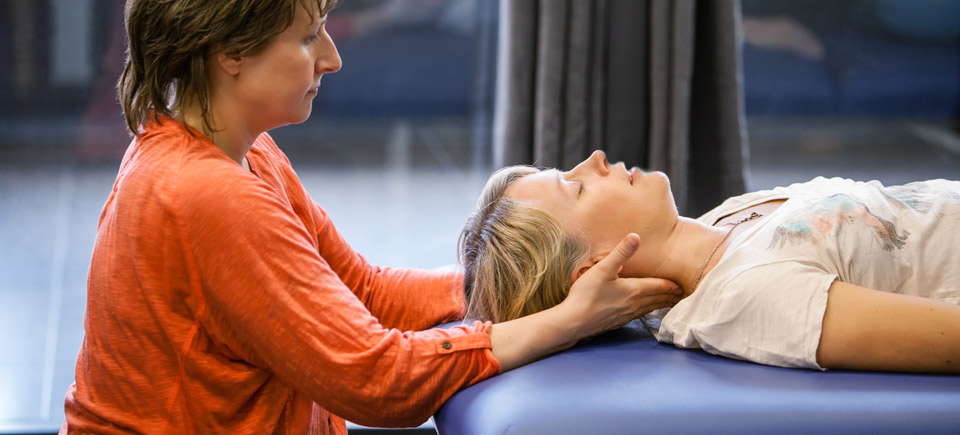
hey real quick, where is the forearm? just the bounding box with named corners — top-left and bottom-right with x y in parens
top-left (817, 281), bottom-right (960, 373)
top-left (489, 303), bottom-right (584, 372)
top-left (360, 267), bottom-right (465, 330)
top-left (310, 202), bottom-right (464, 329)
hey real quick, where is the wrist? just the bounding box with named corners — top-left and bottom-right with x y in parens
top-left (539, 301), bottom-right (588, 350)
top-left (552, 299), bottom-right (588, 340)
top-left (488, 304), bottom-right (583, 371)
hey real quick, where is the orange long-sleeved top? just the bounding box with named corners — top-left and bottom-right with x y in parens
top-left (62, 116), bottom-right (500, 434)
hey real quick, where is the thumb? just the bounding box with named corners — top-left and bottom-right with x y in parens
top-left (589, 233), bottom-right (640, 280)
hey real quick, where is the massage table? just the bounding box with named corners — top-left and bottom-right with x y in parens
top-left (434, 321), bottom-right (960, 434)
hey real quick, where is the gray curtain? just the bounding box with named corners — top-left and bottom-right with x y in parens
top-left (493, 0), bottom-right (748, 216)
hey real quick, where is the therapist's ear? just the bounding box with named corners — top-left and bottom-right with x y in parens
top-left (216, 53), bottom-right (243, 76)
top-left (571, 253), bottom-right (623, 283)
top-left (211, 44), bottom-right (243, 77)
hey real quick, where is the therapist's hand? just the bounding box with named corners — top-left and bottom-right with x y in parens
top-left (559, 233), bottom-right (681, 339)
top-left (489, 233), bottom-right (680, 372)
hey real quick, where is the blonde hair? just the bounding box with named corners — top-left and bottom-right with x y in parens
top-left (120, 0), bottom-right (338, 136)
top-left (459, 166), bottom-right (590, 323)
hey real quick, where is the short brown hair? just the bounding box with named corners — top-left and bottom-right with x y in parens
top-left (119, 0), bottom-right (338, 136)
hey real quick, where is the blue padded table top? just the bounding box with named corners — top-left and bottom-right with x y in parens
top-left (435, 322), bottom-right (960, 435)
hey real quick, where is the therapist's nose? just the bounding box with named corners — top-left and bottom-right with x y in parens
top-left (315, 28), bottom-right (342, 75)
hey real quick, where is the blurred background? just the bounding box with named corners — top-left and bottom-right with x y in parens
top-left (1, 0), bottom-right (958, 433)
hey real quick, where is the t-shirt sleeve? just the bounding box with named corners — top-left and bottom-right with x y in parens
top-left (177, 165), bottom-right (500, 427)
top-left (660, 262), bottom-right (837, 369)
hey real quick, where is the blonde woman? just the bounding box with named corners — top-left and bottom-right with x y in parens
top-left (460, 150), bottom-right (960, 373)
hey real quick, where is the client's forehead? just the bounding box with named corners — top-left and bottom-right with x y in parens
top-left (504, 170), bottom-right (548, 199)
top-left (504, 169), bottom-right (572, 212)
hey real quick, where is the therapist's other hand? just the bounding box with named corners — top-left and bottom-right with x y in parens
top-left (561, 233), bottom-right (681, 339)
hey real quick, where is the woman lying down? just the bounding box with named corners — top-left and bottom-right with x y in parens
top-left (460, 151), bottom-right (960, 373)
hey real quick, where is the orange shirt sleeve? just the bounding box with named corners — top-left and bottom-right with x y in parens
top-left (254, 137), bottom-right (466, 332)
top-left (177, 137), bottom-right (499, 427)
top-left (308, 201), bottom-right (466, 331)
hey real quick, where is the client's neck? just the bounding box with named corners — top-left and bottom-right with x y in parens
top-left (635, 217), bottom-right (735, 298)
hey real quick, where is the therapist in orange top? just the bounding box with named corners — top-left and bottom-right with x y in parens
top-left (60, 0), bottom-right (681, 433)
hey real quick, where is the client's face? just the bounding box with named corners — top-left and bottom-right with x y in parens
top-left (505, 151), bottom-right (678, 275)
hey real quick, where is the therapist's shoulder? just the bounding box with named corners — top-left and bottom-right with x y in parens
top-left (176, 153), bottom-right (277, 219)
top-left (250, 132), bottom-right (294, 167)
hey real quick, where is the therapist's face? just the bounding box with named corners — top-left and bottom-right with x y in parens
top-left (227, 1), bottom-right (342, 130)
top-left (505, 151), bottom-right (678, 277)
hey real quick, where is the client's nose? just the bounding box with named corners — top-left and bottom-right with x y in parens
top-left (588, 150), bottom-right (606, 165)
top-left (567, 151), bottom-right (610, 178)
top-left (586, 151), bottom-right (609, 174)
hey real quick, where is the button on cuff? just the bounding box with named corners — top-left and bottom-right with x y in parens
top-left (435, 333), bottom-right (491, 354)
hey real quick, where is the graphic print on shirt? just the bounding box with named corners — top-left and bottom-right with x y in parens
top-left (768, 194), bottom-right (909, 252)
top-left (882, 182), bottom-right (960, 215)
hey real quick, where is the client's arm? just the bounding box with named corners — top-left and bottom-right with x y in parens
top-left (817, 281), bottom-right (960, 373)
top-left (489, 234), bottom-right (681, 371)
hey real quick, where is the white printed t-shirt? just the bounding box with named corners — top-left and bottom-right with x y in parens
top-left (648, 177), bottom-right (960, 369)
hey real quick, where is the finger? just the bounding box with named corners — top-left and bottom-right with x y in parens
top-left (636, 288), bottom-right (682, 304)
top-left (635, 295), bottom-right (680, 312)
top-left (589, 233), bottom-right (640, 279)
top-left (632, 294), bottom-right (680, 314)
top-left (617, 277), bottom-right (683, 296)
top-left (632, 301), bottom-right (676, 319)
